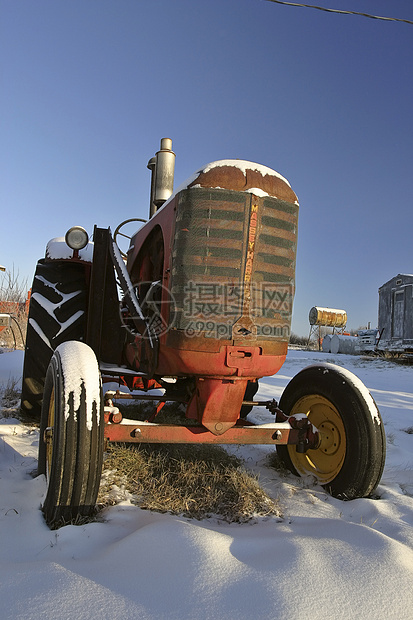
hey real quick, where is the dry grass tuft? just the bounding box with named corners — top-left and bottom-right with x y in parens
top-left (99, 443), bottom-right (281, 522)
top-left (266, 451), bottom-right (292, 475)
top-left (0, 375), bottom-right (23, 419)
top-left (1, 376), bottom-right (21, 407)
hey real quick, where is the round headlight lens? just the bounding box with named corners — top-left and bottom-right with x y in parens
top-left (65, 226), bottom-right (89, 251)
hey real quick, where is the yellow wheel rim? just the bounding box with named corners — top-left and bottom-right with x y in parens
top-left (45, 386), bottom-right (55, 482)
top-left (287, 394), bottom-right (346, 484)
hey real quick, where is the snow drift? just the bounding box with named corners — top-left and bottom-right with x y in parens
top-left (0, 349), bottom-right (413, 619)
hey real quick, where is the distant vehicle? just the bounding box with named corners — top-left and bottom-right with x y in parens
top-left (357, 329), bottom-right (380, 354)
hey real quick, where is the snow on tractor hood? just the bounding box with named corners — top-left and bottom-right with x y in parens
top-left (190, 160), bottom-right (297, 199)
top-left (156, 159), bottom-right (299, 216)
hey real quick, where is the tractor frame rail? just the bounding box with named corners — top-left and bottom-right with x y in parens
top-left (104, 420), bottom-right (305, 445)
top-left (103, 390), bottom-right (320, 449)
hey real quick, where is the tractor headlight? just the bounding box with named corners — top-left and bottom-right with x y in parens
top-left (65, 226), bottom-right (89, 251)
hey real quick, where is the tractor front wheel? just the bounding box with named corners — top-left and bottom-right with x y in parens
top-left (39, 341), bottom-right (104, 528)
top-left (276, 364), bottom-right (385, 500)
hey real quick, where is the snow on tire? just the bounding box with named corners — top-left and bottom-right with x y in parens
top-left (21, 260), bottom-right (88, 419)
top-left (39, 341), bottom-right (104, 529)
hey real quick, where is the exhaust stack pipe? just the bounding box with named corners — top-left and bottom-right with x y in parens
top-left (148, 138), bottom-right (175, 218)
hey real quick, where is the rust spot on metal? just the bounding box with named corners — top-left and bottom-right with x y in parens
top-left (189, 165), bottom-right (298, 203)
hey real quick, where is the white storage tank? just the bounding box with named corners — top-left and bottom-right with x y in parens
top-left (330, 334), bottom-right (359, 355)
top-left (322, 334), bottom-right (332, 352)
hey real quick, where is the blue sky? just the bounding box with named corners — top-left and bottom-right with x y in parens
top-left (2, 0), bottom-right (412, 336)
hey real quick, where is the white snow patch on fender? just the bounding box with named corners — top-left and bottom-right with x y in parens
top-left (46, 238), bottom-right (94, 262)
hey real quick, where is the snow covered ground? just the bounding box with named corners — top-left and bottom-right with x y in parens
top-left (0, 348), bottom-right (412, 619)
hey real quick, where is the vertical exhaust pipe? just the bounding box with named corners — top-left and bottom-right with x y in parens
top-left (148, 138), bottom-right (175, 218)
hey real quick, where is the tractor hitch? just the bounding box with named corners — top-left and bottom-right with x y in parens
top-left (266, 398), bottom-right (320, 453)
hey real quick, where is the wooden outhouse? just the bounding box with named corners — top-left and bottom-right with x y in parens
top-left (377, 274), bottom-right (413, 357)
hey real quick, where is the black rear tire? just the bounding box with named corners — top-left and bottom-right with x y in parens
top-left (21, 260), bottom-right (88, 419)
top-left (39, 341), bottom-right (104, 529)
top-left (276, 363), bottom-right (386, 500)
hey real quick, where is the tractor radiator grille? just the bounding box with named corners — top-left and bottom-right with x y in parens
top-left (169, 187), bottom-right (298, 343)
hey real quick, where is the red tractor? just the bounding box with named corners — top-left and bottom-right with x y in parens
top-left (21, 139), bottom-right (385, 528)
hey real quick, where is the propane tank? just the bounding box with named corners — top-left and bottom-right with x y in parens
top-left (309, 306), bottom-right (347, 328)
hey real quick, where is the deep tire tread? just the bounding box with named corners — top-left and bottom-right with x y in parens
top-left (39, 343), bottom-right (103, 529)
top-left (21, 260), bottom-right (88, 419)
